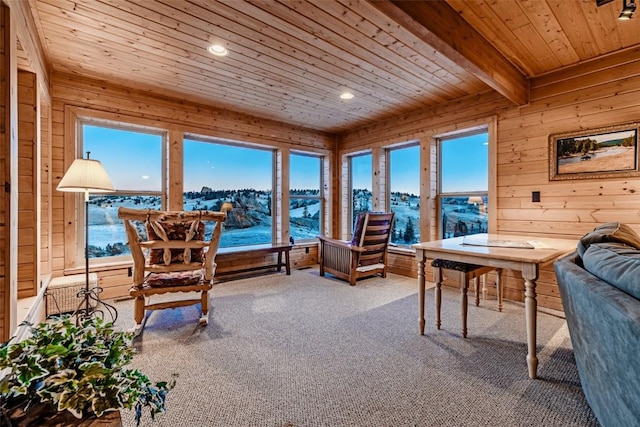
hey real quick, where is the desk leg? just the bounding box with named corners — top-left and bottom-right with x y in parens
top-left (460, 271), bottom-right (469, 338)
top-left (434, 267), bottom-right (442, 330)
top-left (522, 264), bottom-right (539, 379)
top-left (417, 255), bottom-right (426, 335)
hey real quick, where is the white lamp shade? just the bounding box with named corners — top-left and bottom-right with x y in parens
top-left (57, 158), bottom-right (115, 193)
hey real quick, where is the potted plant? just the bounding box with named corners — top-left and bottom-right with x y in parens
top-left (0, 315), bottom-right (175, 426)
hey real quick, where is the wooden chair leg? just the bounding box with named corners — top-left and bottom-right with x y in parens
top-left (496, 268), bottom-right (504, 312)
top-left (473, 276), bottom-right (480, 306)
top-left (133, 296), bottom-right (146, 336)
top-left (349, 254), bottom-right (359, 286)
top-left (460, 271), bottom-right (469, 338)
top-left (482, 273), bottom-right (488, 300)
top-left (199, 290), bottom-right (209, 326)
top-left (434, 267), bottom-right (442, 330)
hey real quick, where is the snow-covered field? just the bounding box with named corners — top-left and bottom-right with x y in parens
top-left (87, 192), bottom-right (485, 257)
top-left (88, 193), bottom-right (321, 256)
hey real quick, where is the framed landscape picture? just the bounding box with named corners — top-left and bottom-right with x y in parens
top-left (549, 122), bottom-right (640, 181)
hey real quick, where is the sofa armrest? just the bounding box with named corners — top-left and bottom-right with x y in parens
top-left (554, 251), bottom-right (640, 426)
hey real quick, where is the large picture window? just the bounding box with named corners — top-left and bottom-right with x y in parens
top-left (82, 123), bottom-right (164, 259)
top-left (290, 153), bottom-right (322, 242)
top-left (439, 131), bottom-right (489, 238)
top-left (183, 139), bottom-right (273, 247)
top-left (350, 153), bottom-right (372, 233)
top-left (388, 145), bottom-right (420, 246)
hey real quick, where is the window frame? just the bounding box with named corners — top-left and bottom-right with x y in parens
top-left (77, 118), bottom-right (167, 264)
top-left (437, 129), bottom-right (489, 239)
top-left (289, 151), bottom-right (324, 243)
top-left (183, 134), bottom-right (276, 247)
top-left (348, 151), bottom-right (373, 237)
top-left (385, 142), bottom-right (421, 247)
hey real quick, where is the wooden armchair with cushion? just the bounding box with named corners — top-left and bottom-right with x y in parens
top-left (318, 212), bottom-right (395, 286)
top-left (118, 206), bottom-right (229, 335)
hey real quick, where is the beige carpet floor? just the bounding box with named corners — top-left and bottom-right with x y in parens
top-left (111, 269), bottom-right (598, 427)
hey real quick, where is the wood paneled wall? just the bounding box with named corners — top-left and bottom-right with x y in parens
top-left (17, 70), bottom-right (37, 298)
top-left (39, 92), bottom-right (51, 280)
top-left (0, 4), bottom-right (8, 340)
top-left (494, 47), bottom-right (640, 311)
top-left (51, 74), bottom-right (334, 298)
top-left (340, 47), bottom-right (640, 312)
top-left (1, 3), bottom-right (19, 340)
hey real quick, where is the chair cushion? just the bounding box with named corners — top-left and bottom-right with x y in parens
top-left (431, 259), bottom-right (484, 272)
top-left (582, 242), bottom-right (640, 300)
top-left (577, 222), bottom-right (640, 258)
top-left (146, 221), bottom-right (205, 265)
top-left (145, 270), bottom-right (205, 287)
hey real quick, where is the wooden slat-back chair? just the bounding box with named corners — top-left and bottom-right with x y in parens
top-left (318, 212), bottom-right (395, 286)
top-left (118, 206), bottom-right (229, 335)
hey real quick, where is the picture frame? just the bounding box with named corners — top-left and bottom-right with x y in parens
top-left (549, 122), bottom-right (640, 181)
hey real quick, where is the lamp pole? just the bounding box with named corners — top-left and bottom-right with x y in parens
top-left (57, 152), bottom-right (117, 323)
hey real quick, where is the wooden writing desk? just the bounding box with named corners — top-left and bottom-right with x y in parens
top-left (413, 234), bottom-right (576, 379)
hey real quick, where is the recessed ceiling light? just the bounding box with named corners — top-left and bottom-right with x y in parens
top-left (340, 92), bottom-right (354, 100)
top-left (208, 44), bottom-right (228, 57)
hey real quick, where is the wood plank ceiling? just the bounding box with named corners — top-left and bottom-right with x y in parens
top-left (24, 0), bottom-right (640, 133)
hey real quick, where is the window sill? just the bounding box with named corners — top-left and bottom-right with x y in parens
top-left (388, 245), bottom-right (416, 256)
top-left (64, 259), bottom-right (132, 276)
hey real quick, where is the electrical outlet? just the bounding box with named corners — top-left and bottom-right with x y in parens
top-left (532, 191), bottom-right (541, 203)
top-left (128, 267), bottom-right (132, 277)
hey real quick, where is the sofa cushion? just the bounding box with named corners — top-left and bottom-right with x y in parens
top-left (582, 242), bottom-right (640, 300)
top-left (577, 222), bottom-right (640, 258)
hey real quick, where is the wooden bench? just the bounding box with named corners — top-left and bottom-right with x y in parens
top-left (215, 243), bottom-right (292, 279)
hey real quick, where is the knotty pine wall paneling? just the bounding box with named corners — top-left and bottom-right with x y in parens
top-left (52, 75), bottom-right (334, 299)
top-left (17, 69), bottom-right (37, 298)
top-left (494, 47), bottom-right (640, 311)
top-left (167, 129), bottom-right (183, 210)
top-left (1, 4), bottom-right (18, 340)
top-left (39, 91), bottom-right (51, 282)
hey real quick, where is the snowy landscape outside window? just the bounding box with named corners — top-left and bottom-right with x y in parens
top-left (289, 153), bottom-right (322, 242)
top-left (388, 145), bottom-right (420, 246)
top-left (82, 124), bottom-right (164, 259)
top-left (439, 132), bottom-right (489, 239)
top-left (183, 139), bottom-right (273, 248)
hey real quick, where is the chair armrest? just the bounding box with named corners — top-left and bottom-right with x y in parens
top-left (317, 236), bottom-right (368, 252)
top-left (317, 235), bottom-right (352, 249)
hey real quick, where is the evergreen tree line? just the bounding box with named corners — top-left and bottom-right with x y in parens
top-left (392, 216), bottom-right (416, 244)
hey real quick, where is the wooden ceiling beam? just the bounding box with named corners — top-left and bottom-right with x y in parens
top-left (370, 0), bottom-right (529, 106)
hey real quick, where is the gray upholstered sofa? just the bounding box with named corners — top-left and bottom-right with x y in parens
top-left (554, 222), bottom-right (640, 427)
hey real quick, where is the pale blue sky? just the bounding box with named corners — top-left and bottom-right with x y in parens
top-left (83, 125), bottom-right (162, 192)
top-left (84, 125), bottom-right (487, 194)
top-left (183, 139), bottom-right (273, 191)
top-left (441, 133), bottom-right (489, 193)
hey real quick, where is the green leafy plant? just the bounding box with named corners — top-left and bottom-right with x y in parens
top-left (0, 315), bottom-right (175, 426)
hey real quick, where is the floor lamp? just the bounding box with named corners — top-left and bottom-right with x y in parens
top-left (57, 152), bottom-right (115, 322)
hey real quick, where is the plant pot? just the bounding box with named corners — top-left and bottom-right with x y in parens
top-left (3, 400), bottom-right (122, 427)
